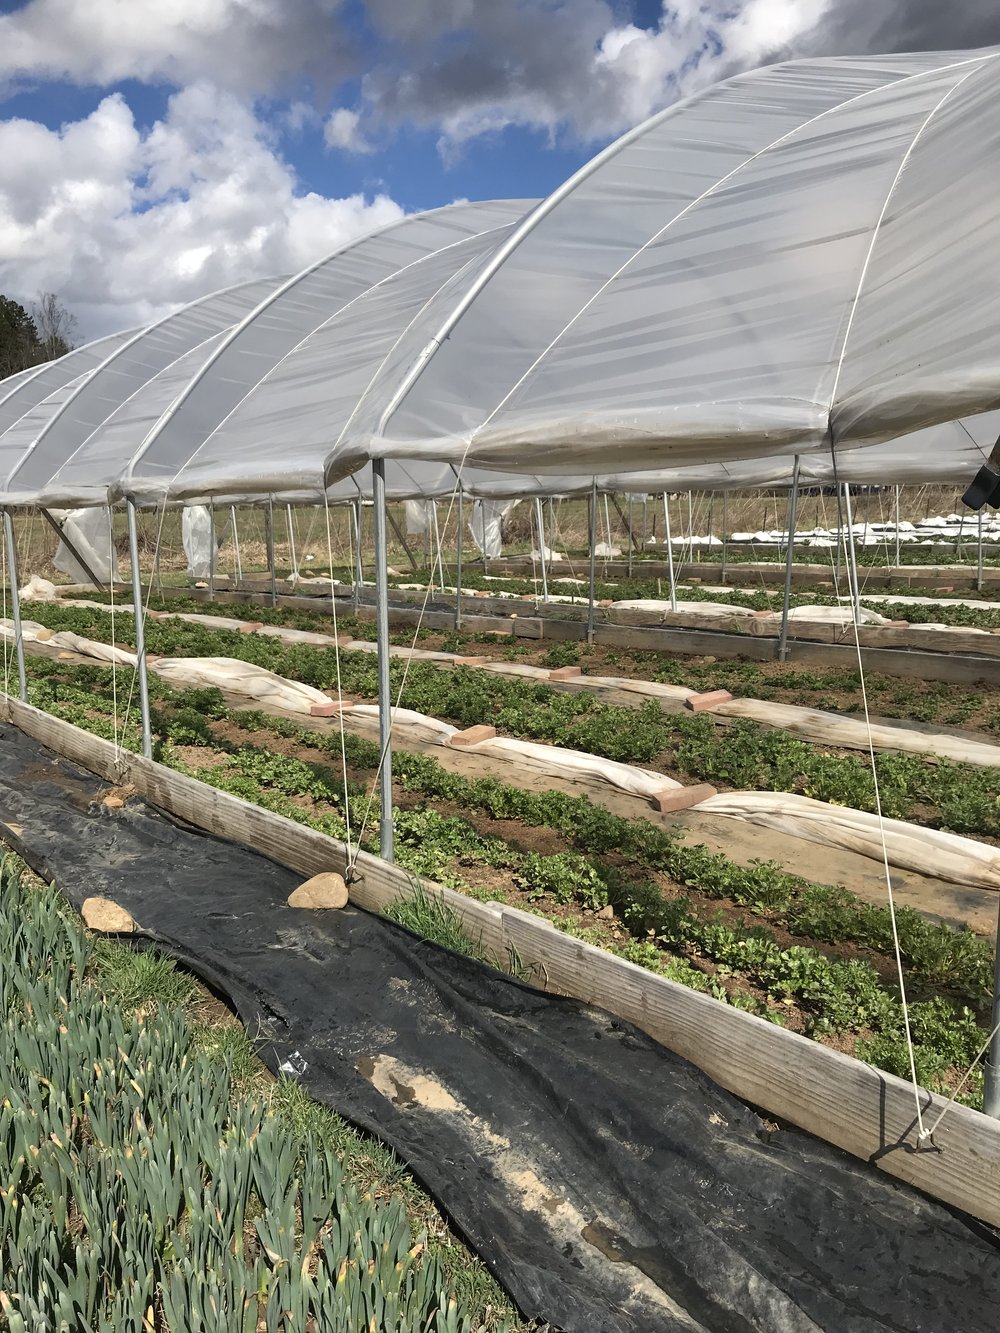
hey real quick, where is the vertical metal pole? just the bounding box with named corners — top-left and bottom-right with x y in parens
top-left (266, 499), bottom-right (277, 607)
top-left (126, 501), bottom-right (153, 760)
top-left (984, 894), bottom-right (1000, 1118)
top-left (835, 485), bottom-right (844, 584)
top-left (352, 499), bottom-right (363, 609)
top-left (977, 511), bottom-right (985, 593)
top-left (587, 480), bottom-right (598, 645)
top-left (287, 504), bottom-right (298, 580)
top-left (721, 491), bottom-right (729, 585)
top-left (662, 494), bottom-right (678, 613)
top-left (534, 497), bottom-right (549, 604)
top-left (894, 486), bottom-right (901, 570)
top-left (687, 491), bottom-right (694, 570)
top-left (627, 496), bottom-right (634, 577)
top-left (777, 458), bottom-right (801, 663)
top-left (842, 484), bottom-right (862, 622)
top-left (208, 503), bottom-right (216, 601)
top-left (231, 505), bottom-right (242, 583)
top-left (432, 501), bottom-right (446, 592)
top-left (372, 460), bottom-right (394, 862)
top-left (3, 512), bottom-right (27, 703)
top-left (153, 529), bottom-right (162, 596)
top-left (455, 487), bottom-right (464, 632)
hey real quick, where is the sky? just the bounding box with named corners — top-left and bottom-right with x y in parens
top-left (1, 0), bottom-right (998, 337)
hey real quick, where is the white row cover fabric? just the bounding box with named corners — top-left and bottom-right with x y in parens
top-left (181, 506), bottom-right (214, 579)
top-left (51, 509), bottom-right (118, 585)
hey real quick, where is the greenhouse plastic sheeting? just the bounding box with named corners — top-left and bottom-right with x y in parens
top-left (3, 721), bottom-right (1000, 1333)
top-left (121, 201), bottom-right (532, 503)
top-left (26, 331), bottom-right (233, 508)
top-left (341, 48), bottom-right (1000, 478)
top-left (2, 278), bottom-right (286, 506)
top-left (0, 327), bottom-right (136, 442)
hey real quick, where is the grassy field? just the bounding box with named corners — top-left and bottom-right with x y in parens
top-left (0, 854), bottom-right (525, 1331)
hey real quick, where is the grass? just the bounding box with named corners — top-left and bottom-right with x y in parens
top-left (0, 852), bottom-right (526, 1332)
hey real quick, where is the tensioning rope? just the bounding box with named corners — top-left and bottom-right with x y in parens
top-left (833, 462), bottom-right (929, 1142)
top-left (322, 495), bottom-right (355, 866)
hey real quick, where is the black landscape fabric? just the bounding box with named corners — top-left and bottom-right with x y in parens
top-left (0, 720), bottom-right (998, 1332)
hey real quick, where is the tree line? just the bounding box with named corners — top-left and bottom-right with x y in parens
top-left (0, 292), bottom-right (78, 379)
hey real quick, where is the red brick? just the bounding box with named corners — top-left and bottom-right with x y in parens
top-left (548, 665), bottom-right (582, 680)
top-left (455, 655), bottom-right (488, 666)
top-left (684, 689), bottom-right (733, 712)
top-left (309, 701), bottom-right (353, 717)
top-left (238, 622), bottom-right (265, 633)
top-left (651, 783), bottom-right (717, 813)
top-left (449, 724), bottom-right (497, 748)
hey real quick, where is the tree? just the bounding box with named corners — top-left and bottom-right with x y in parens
top-left (31, 291), bottom-right (78, 361)
top-left (0, 296), bottom-right (42, 379)
top-left (0, 291), bottom-right (78, 382)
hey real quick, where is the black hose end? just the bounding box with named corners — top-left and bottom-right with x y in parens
top-left (962, 464), bottom-right (1000, 512)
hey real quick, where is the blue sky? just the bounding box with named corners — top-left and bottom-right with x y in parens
top-left (0, 0), bottom-right (996, 335)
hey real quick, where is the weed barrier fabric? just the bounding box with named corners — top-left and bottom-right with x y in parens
top-left (1, 723), bottom-right (998, 1332)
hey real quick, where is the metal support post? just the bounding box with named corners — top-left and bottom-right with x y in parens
top-left (208, 504), bottom-right (216, 600)
top-left (3, 511), bottom-right (27, 702)
top-left (978, 511), bottom-right (985, 592)
top-left (721, 491), bottom-right (729, 585)
top-left (265, 500), bottom-right (277, 606)
top-left (777, 458), bottom-right (801, 663)
top-left (842, 484), bottom-right (862, 623)
top-left (287, 504), bottom-right (298, 580)
top-left (431, 501), bottom-right (446, 591)
top-left (385, 504), bottom-right (419, 573)
top-left (231, 505), bottom-right (242, 583)
top-left (455, 488), bottom-right (464, 631)
top-left (662, 493), bottom-right (678, 613)
top-left (984, 892), bottom-right (1000, 1118)
top-left (372, 460), bottom-right (394, 862)
top-left (126, 501), bottom-right (153, 759)
top-left (586, 480), bottom-right (598, 645)
top-left (894, 486), bottom-right (901, 570)
top-left (534, 497), bottom-right (549, 603)
top-left (352, 500), bottom-right (363, 608)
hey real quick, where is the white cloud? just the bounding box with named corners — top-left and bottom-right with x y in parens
top-left (324, 107), bottom-right (373, 153)
top-left (0, 0), bottom-right (350, 96)
top-left (0, 86), bottom-right (403, 336)
top-left (358, 0), bottom-right (840, 155)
